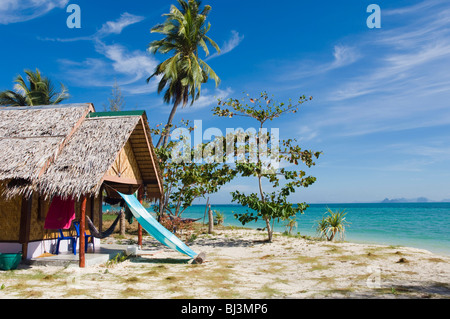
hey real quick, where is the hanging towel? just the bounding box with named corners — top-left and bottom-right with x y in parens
top-left (44, 196), bottom-right (76, 230)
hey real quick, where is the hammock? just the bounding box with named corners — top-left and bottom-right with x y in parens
top-left (86, 213), bottom-right (122, 239)
top-left (168, 215), bottom-right (202, 223)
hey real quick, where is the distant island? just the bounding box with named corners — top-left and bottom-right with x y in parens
top-left (380, 197), bottom-right (447, 203)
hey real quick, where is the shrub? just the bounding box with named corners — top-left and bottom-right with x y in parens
top-left (316, 208), bottom-right (350, 241)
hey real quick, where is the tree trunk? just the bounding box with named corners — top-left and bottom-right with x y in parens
top-left (328, 230), bottom-right (336, 241)
top-left (265, 217), bottom-right (273, 242)
top-left (120, 208), bottom-right (126, 236)
top-left (156, 103), bottom-right (179, 148)
top-left (158, 194), bottom-right (164, 222)
top-left (258, 175), bottom-right (273, 242)
top-left (208, 205), bottom-right (214, 234)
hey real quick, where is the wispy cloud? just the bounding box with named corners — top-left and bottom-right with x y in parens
top-left (39, 12), bottom-right (145, 42)
top-left (274, 44), bottom-right (360, 83)
top-left (330, 45), bottom-right (360, 69)
top-left (59, 41), bottom-right (158, 93)
top-left (205, 30), bottom-right (244, 61)
top-left (0, 0), bottom-right (68, 24)
top-left (289, 1), bottom-right (450, 141)
top-left (49, 13), bottom-right (157, 94)
top-left (97, 12), bottom-right (145, 36)
top-left (328, 2), bottom-right (450, 102)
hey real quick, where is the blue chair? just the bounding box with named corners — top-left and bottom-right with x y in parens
top-left (55, 226), bottom-right (77, 255)
top-left (73, 221), bottom-right (94, 254)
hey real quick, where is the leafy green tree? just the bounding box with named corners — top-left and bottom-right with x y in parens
top-left (213, 92), bottom-right (321, 242)
top-left (0, 68), bottom-right (69, 106)
top-left (147, 0), bottom-right (221, 148)
top-left (151, 121), bottom-right (236, 217)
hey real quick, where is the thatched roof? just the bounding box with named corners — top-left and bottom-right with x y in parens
top-left (0, 104), bottom-right (92, 181)
top-left (37, 116), bottom-right (141, 199)
top-left (0, 104), bottom-right (163, 200)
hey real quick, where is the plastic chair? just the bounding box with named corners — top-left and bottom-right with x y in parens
top-left (55, 227), bottom-right (77, 255)
top-left (73, 221), bottom-right (94, 253)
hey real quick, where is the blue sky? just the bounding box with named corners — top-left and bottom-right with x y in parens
top-left (1, 0), bottom-right (450, 203)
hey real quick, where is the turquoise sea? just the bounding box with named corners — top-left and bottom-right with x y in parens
top-left (104, 202), bottom-right (450, 256)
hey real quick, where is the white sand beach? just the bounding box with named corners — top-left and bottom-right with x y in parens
top-left (1, 227), bottom-right (449, 299)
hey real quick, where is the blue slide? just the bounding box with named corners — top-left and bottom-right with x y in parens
top-left (118, 192), bottom-right (198, 259)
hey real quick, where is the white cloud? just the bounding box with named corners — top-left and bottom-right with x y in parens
top-left (96, 42), bottom-right (157, 82)
top-left (50, 13), bottom-right (157, 94)
top-left (0, 0), bottom-right (68, 24)
top-left (59, 41), bottom-right (159, 94)
top-left (205, 30), bottom-right (244, 61)
top-left (330, 45), bottom-right (360, 69)
top-left (97, 12), bottom-right (145, 37)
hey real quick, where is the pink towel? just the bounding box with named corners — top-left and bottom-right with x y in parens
top-left (44, 196), bottom-right (76, 230)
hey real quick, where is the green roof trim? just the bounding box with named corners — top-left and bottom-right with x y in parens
top-left (87, 110), bottom-right (146, 118)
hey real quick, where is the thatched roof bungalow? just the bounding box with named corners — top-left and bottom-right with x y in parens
top-left (0, 103), bottom-right (163, 267)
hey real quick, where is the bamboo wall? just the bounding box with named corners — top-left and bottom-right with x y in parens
top-left (0, 184), bottom-right (22, 241)
top-left (0, 190), bottom-right (101, 243)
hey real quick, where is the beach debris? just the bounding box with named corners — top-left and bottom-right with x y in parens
top-left (397, 257), bottom-right (409, 263)
top-left (193, 252), bottom-right (206, 264)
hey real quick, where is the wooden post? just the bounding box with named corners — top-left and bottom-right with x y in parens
top-left (137, 187), bottom-right (143, 248)
top-left (98, 185), bottom-right (104, 233)
top-left (119, 208), bottom-right (126, 236)
top-left (138, 223), bottom-right (143, 247)
top-left (19, 195), bottom-right (33, 260)
top-left (79, 196), bottom-right (87, 268)
top-left (158, 194), bottom-right (164, 222)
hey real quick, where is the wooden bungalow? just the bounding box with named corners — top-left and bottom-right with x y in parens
top-left (0, 103), bottom-right (163, 267)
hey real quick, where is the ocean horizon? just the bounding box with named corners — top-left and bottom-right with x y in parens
top-left (104, 202), bottom-right (450, 257)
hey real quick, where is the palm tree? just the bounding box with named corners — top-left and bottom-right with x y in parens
top-left (284, 217), bottom-right (298, 235)
top-left (0, 69), bottom-right (69, 106)
top-left (316, 208), bottom-right (350, 241)
top-left (147, 0), bottom-right (221, 147)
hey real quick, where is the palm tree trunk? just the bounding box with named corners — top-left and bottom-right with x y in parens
top-left (156, 103), bottom-right (179, 148)
top-left (329, 230), bottom-right (336, 241)
top-left (119, 208), bottom-right (126, 236)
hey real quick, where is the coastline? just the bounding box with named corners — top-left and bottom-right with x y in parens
top-left (1, 226), bottom-right (449, 299)
top-left (180, 202), bottom-right (450, 257)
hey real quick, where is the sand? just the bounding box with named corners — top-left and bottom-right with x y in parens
top-left (0, 228), bottom-right (449, 299)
